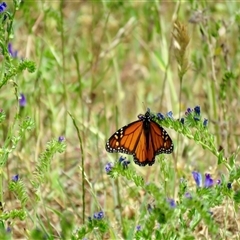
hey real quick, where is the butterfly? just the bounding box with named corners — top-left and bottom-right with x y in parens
top-left (105, 109), bottom-right (174, 166)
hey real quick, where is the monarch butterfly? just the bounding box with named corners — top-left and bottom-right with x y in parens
top-left (105, 110), bottom-right (174, 166)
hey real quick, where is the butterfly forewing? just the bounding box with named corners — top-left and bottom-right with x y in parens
top-left (120, 121), bottom-right (143, 152)
top-left (150, 121), bottom-right (174, 154)
top-left (106, 120), bottom-right (143, 154)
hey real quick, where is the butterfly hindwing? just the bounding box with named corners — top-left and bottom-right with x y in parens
top-left (133, 128), bottom-right (155, 166)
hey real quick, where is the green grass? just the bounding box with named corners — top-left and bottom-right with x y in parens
top-left (0, 0), bottom-right (239, 239)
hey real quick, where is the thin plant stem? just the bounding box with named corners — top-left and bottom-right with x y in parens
top-left (60, 0), bottom-right (68, 170)
top-left (68, 112), bottom-right (85, 224)
top-left (114, 107), bottom-right (126, 238)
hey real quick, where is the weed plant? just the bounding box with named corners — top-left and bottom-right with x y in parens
top-left (0, 1), bottom-right (239, 239)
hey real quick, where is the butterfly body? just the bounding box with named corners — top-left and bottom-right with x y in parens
top-left (106, 110), bottom-right (174, 166)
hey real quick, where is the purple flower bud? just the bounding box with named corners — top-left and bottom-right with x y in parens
top-left (58, 136), bottom-right (65, 142)
top-left (203, 118), bottom-right (208, 127)
top-left (216, 179), bottom-right (221, 185)
top-left (97, 211), bottom-right (104, 219)
top-left (194, 106), bottom-right (201, 115)
top-left (118, 156), bottom-right (130, 168)
top-left (157, 112), bottom-right (165, 120)
top-left (0, 2), bottom-right (7, 13)
top-left (204, 173), bottom-right (214, 188)
top-left (122, 160), bottom-right (130, 168)
top-left (93, 211), bottom-right (104, 220)
top-left (184, 192), bottom-right (192, 199)
top-left (19, 94), bottom-right (26, 107)
top-left (136, 225), bottom-right (141, 231)
top-left (166, 111), bottom-right (173, 119)
top-left (185, 108), bottom-right (193, 115)
top-left (6, 226), bottom-right (11, 233)
top-left (119, 156), bottom-right (126, 163)
top-left (8, 43), bottom-right (18, 58)
top-left (105, 162), bottom-right (113, 173)
top-left (12, 174), bottom-right (19, 182)
top-left (167, 198), bottom-right (176, 208)
top-left (192, 171), bottom-right (202, 187)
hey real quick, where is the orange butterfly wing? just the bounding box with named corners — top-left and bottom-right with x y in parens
top-left (133, 120), bottom-right (173, 166)
top-left (106, 111), bottom-right (174, 166)
top-left (106, 120), bottom-right (143, 154)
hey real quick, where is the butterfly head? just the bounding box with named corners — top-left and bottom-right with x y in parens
top-left (137, 109), bottom-right (154, 121)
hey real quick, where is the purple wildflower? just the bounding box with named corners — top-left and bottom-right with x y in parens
top-left (157, 112), bottom-right (165, 120)
top-left (185, 108), bottom-right (193, 115)
top-left (6, 226), bottom-right (11, 233)
top-left (184, 192), bottom-right (192, 199)
top-left (19, 94), bottom-right (26, 107)
top-left (105, 162), bottom-right (113, 174)
top-left (166, 111), bottom-right (173, 119)
top-left (97, 211), bottom-right (104, 219)
top-left (122, 160), bottom-right (130, 168)
top-left (58, 136), bottom-right (65, 142)
top-left (204, 174), bottom-right (214, 188)
top-left (119, 156), bottom-right (130, 168)
top-left (119, 156), bottom-right (126, 163)
top-left (0, 2), bottom-right (7, 13)
top-left (193, 172), bottom-right (219, 188)
top-left (203, 118), bottom-right (208, 127)
top-left (93, 211), bottom-right (104, 220)
top-left (12, 174), bottom-right (19, 182)
top-left (8, 43), bottom-right (18, 58)
top-left (167, 198), bottom-right (176, 208)
top-left (136, 225), bottom-right (141, 231)
top-left (192, 171), bottom-right (202, 187)
top-left (194, 106), bottom-right (201, 115)
top-left (216, 179), bottom-right (221, 185)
